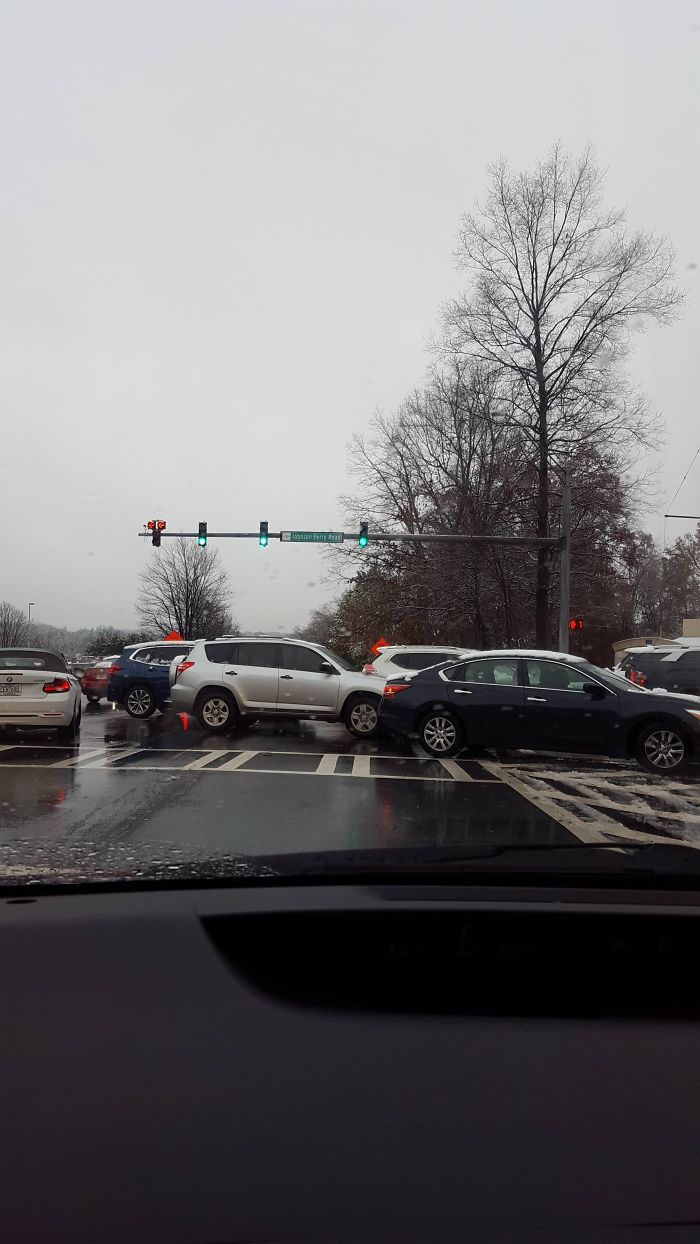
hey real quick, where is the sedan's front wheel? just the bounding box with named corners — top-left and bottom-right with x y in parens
top-left (635, 723), bottom-right (690, 774)
top-left (419, 710), bottom-right (463, 758)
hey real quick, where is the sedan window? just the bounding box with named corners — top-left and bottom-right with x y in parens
top-left (526, 660), bottom-right (588, 691)
top-left (446, 658), bottom-right (519, 685)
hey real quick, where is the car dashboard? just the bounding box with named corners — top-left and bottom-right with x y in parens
top-left (3, 878), bottom-right (700, 1243)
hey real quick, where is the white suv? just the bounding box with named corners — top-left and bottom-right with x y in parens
top-left (171, 636), bottom-right (386, 738)
top-left (363, 644), bottom-right (476, 678)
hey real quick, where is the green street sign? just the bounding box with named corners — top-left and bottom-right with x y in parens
top-left (280, 530), bottom-right (344, 544)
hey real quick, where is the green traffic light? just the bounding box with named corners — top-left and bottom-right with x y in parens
top-left (358, 522), bottom-right (369, 548)
top-left (259, 520), bottom-right (269, 548)
top-left (197, 522), bottom-right (207, 547)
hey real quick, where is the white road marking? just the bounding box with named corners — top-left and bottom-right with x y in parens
top-left (527, 787), bottom-right (700, 825)
top-left (215, 750), bottom-right (258, 772)
top-left (482, 761), bottom-right (611, 844)
top-left (81, 747), bottom-right (143, 768)
top-left (352, 755), bottom-right (372, 778)
top-left (182, 751), bottom-right (229, 771)
top-left (315, 754), bottom-right (339, 776)
top-left (50, 748), bottom-right (116, 768)
top-left (438, 759), bottom-right (473, 782)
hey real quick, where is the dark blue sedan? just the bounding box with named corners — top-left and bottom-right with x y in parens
top-left (379, 649), bottom-right (700, 774)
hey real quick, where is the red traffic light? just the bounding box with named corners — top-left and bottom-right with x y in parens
top-left (569, 618), bottom-right (584, 631)
top-left (156, 520), bottom-right (166, 531)
top-left (147, 520), bottom-right (155, 531)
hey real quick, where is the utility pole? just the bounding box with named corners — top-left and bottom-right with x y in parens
top-left (557, 465), bottom-right (571, 653)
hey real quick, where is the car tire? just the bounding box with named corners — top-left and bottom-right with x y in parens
top-left (196, 690), bottom-right (239, 733)
top-left (124, 684), bottom-right (157, 719)
top-left (418, 709), bottom-right (463, 758)
top-left (342, 693), bottom-right (381, 739)
top-left (57, 701), bottom-right (81, 743)
top-left (635, 722), bottom-right (690, 774)
top-left (86, 693), bottom-right (100, 704)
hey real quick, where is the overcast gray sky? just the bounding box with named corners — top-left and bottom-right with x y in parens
top-left (1, 0), bottom-right (698, 632)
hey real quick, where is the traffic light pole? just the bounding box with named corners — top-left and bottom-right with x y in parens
top-left (139, 516), bottom-right (572, 649)
top-left (557, 464), bottom-right (572, 654)
top-left (139, 530), bottom-right (559, 547)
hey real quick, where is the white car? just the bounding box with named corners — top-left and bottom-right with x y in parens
top-left (363, 644), bottom-right (477, 679)
top-left (170, 635), bottom-right (386, 738)
top-left (0, 648), bottom-right (82, 739)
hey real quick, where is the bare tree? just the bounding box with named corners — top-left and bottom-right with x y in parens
top-left (137, 538), bottom-right (235, 639)
top-left (443, 144), bottom-right (681, 644)
top-left (0, 601), bottom-right (28, 646)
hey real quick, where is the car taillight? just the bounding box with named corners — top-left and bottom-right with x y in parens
top-left (630, 670), bottom-right (647, 686)
top-left (42, 678), bottom-right (71, 694)
top-left (106, 665), bottom-right (120, 676)
top-left (383, 683), bottom-right (410, 698)
top-left (176, 660), bottom-right (195, 679)
top-left (362, 663), bottom-right (377, 674)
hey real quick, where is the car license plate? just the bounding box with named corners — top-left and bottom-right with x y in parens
top-left (0, 685), bottom-right (21, 696)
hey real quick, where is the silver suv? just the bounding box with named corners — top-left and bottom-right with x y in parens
top-left (170, 636), bottom-right (386, 738)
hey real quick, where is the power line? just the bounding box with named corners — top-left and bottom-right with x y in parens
top-left (666, 444), bottom-right (700, 514)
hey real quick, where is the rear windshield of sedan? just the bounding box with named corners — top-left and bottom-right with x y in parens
top-left (0, 650), bottom-right (68, 672)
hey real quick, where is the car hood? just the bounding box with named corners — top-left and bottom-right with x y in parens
top-left (639, 687), bottom-right (700, 708)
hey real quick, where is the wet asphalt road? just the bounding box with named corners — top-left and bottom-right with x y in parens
top-left (0, 698), bottom-right (573, 881)
top-left (2, 699), bottom-right (700, 882)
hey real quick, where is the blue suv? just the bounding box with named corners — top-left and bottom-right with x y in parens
top-left (107, 641), bottom-right (194, 718)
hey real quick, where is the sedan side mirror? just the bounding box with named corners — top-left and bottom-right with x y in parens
top-left (582, 681), bottom-right (605, 699)
top-left (319, 660), bottom-right (337, 675)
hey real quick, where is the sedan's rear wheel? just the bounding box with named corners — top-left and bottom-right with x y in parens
top-left (636, 723), bottom-right (689, 774)
top-left (197, 690), bottom-right (239, 733)
top-left (124, 684), bottom-right (156, 719)
top-left (419, 710), bottom-right (462, 758)
top-left (343, 694), bottom-right (380, 739)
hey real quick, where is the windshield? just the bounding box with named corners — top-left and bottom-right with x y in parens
top-left (2, 0), bottom-right (700, 891)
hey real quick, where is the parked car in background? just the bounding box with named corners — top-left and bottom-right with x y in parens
top-left (108, 640), bottom-right (194, 718)
top-left (80, 655), bottom-right (120, 704)
top-left (171, 636), bottom-right (385, 738)
top-left (379, 649), bottom-right (700, 773)
top-left (363, 644), bottom-right (476, 678)
top-left (618, 646), bottom-right (700, 696)
top-left (0, 648), bottom-right (82, 739)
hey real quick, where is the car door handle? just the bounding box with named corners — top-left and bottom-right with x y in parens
top-left (526, 696), bottom-right (547, 702)
top-left (280, 674), bottom-right (293, 680)
top-left (453, 689), bottom-right (472, 695)
top-left (224, 670), bottom-right (238, 676)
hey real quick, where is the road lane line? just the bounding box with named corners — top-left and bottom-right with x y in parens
top-left (438, 759), bottom-right (473, 782)
top-left (182, 751), bottom-right (229, 771)
top-left (216, 750), bottom-right (258, 772)
top-left (352, 755), bottom-right (372, 778)
top-left (482, 761), bottom-right (610, 844)
top-left (315, 754), bottom-right (339, 776)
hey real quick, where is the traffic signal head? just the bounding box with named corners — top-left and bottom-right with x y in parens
top-left (569, 618), bottom-right (584, 631)
top-left (358, 522), bottom-right (369, 549)
top-left (197, 521), bottom-right (208, 548)
top-left (146, 518), bottom-right (165, 546)
top-left (259, 520), bottom-right (269, 548)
